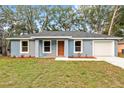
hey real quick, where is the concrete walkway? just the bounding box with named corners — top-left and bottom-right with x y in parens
top-left (98, 57), bottom-right (124, 69)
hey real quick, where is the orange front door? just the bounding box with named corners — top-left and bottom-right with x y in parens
top-left (58, 41), bottom-right (64, 56)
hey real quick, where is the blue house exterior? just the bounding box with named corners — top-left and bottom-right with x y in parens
top-left (7, 31), bottom-right (121, 58)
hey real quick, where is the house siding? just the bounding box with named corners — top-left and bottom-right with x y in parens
top-left (68, 39), bottom-right (92, 57)
top-left (29, 40), bottom-right (35, 56)
top-left (39, 40), bottom-right (56, 58)
top-left (83, 40), bottom-right (92, 56)
top-left (11, 40), bottom-right (35, 57)
top-left (11, 40), bottom-right (20, 57)
top-left (115, 40), bottom-right (118, 56)
top-left (35, 40), bottom-right (40, 57)
top-left (10, 39), bottom-right (117, 58)
top-left (64, 40), bottom-right (68, 57)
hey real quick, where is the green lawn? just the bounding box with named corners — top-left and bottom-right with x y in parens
top-left (119, 54), bottom-right (124, 58)
top-left (0, 57), bottom-right (124, 88)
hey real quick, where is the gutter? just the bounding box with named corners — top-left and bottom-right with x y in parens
top-left (6, 38), bottom-right (33, 40)
top-left (6, 36), bottom-right (72, 40)
top-left (71, 37), bottom-right (123, 40)
top-left (6, 36), bottom-right (123, 40)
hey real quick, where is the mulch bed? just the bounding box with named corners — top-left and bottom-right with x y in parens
top-left (69, 56), bottom-right (96, 58)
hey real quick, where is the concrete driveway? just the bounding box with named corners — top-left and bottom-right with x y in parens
top-left (98, 57), bottom-right (124, 69)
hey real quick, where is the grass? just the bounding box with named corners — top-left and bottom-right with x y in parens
top-left (119, 54), bottom-right (124, 58)
top-left (0, 57), bottom-right (124, 88)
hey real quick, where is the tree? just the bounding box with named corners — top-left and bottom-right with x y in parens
top-left (39, 6), bottom-right (78, 31)
top-left (78, 5), bottom-right (114, 33)
top-left (108, 6), bottom-right (121, 36)
top-left (15, 5), bottom-right (41, 34)
top-left (0, 6), bottom-right (16, 55)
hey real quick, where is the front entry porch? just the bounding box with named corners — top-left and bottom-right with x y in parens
top-left (35, 39), bottom-right (69, 58)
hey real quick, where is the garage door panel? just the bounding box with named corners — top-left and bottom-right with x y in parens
top-left (94, 40), bottom-right (114, 57)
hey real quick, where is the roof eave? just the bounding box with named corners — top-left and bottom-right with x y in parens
top-left (6, 38), bottom-right (32, 40)
top-left (6, 36), bottom-right (72, 40)
top-left (6, 37), bottom-right (123, 40)
top-left (71, 37), bottom-right (123, 40)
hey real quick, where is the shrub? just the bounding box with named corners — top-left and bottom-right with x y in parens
top-left (29, 55), bottom-right (32, 58)
top-left (13, 55), bottom-right (16, 58)
top-left (21, 55), bottom-right (24, 58)
top-left (78, 53), bottom-right (81, 57)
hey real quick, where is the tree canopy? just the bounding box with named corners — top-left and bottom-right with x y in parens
top-left (0, 5), bottom-right (123, 37)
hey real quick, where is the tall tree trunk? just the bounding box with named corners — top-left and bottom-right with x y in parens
top-left (41, 16), bottom-right (48, 31)
top-left (108, 6), bottom-right (120, 36)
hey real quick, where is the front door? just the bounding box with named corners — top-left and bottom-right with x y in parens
top-left (58, 41), bottom-right (64, 56)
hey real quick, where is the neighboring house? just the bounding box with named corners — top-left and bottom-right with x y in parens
top-left (7, 31), bottom-right (122, 58)
top-left (118, 40), bottom-right (124, 55)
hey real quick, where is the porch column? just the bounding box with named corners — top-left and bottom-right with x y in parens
top-left (35, 40), bottom-right (39, 57)
top-left (64, 39), bottom-right (68, 58)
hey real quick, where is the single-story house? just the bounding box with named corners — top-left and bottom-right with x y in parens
top-left (118, 40), bottom-right (124, 55)
top-left (6, 31), bottom-right (122, 58)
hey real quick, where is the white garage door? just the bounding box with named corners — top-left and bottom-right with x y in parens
top-left (93, 40), bottom-right (114, 57)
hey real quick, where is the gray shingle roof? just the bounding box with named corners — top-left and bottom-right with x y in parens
top-left (11, 31), bottom-right (117, 38)
top-left (118, 39), bottom-right (124, 43)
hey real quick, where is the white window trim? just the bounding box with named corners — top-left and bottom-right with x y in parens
top-left (43, 40), bottom-right (52, 53)
top-left (20, 40), bottom-right (29, 53)
top-left (74, 40), bottom-right (83, 53)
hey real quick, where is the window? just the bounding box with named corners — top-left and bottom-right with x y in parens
top-left (21, 41), bottom-right (29, 53)
top-left (122, 49), bottom-right (124, 54)
top-left (74, 40), bottom-right (82, 53)
top-left (43, 40), bottom-right (51, 53)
